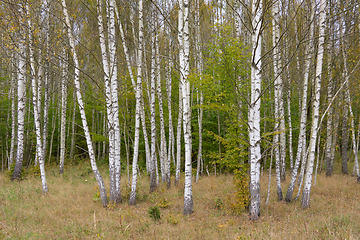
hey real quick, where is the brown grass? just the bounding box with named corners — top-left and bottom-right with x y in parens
top-left (0, 164), bottom-right (359, 239)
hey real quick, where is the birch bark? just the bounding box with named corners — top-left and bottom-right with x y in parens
top-left (150, 30), bottom-right (157, 193)
top-left (27, 4), bottom-right (48, 193)
top-left (12, 5), bottom-right (26, 181)
top-left (301, 0), bottom-right (327, 208)
top-left (180, 0), bottom-right (193, 215)
top-left (249, 0), bottom-right (263, 220)
top-left (285, 5), bottom-right (315, 202)
top-left (129, 0), bottom-right (144, 206)
top-left (272, 0), bottom-right (283, 200)
top-left (61, 0), bottom-right (108, 207)
top-left (96, 0), bottom-right (115, 202)
top-left (108, 0), bottom-right (121, 202)
top-left (59, 48), bottom-right (67, 174)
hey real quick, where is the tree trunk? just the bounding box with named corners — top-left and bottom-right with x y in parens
top-left (62, 0), bottom-right (108, 207)
top-left (129, 0), bottom-right (144, 206)
top-left (9, 55), bottom-right (16, 170)
top-left (12, 5), bottom-right (26, 181)
top-left (285, 5), bottom-right (315, 202)
top-left (249, 0), bottom-right (263, 220)
top-left (59, 48), bottom-right (67, 174)
top-left (27, 4), bottom-right (48, 193)
top-left (301, 0), bottom-right (327, 209)
top-left (179, 0), bottom-right (193, 215)
top-left (149, 29), bottom-right (157, 193)
top-left (155, 32), bottom-right (169, 186)
top-left (341, 92), bottom-right (349, 175)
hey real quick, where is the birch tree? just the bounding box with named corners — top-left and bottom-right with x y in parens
top-left (59, 48), bottom-right (67, 175)
top-left (179, 0), bottom-right (193, 215)
top-left (129, 0), bottom-right (144, 206)
top-left (149, 17), bottom-right (157, 192)
top-left (249, 0), bottom-right (263, 220)
top-left (195, 0), bottom-right (204, 183)
top-left (285, 3), bottom-right (315, 202)
top-left (272, 0), bottom-right (283, 200)
top-left (61, 0), bottom-right (108, 207)
top-left (301, 0), bottom-right (327, 208)
top-left (26, 3), bottom-right (48, 193)
top-left (12, 4), bottom-right (26, 181)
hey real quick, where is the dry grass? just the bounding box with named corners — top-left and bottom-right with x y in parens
top-left (0, 164), bottom-right (359, 239)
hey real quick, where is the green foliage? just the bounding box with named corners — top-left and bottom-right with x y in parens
top-left (148, 206), bottom-right (161, 221)
top-left (226, 166), bottom-right (250, 215)
top-left (190, 23), bottom-right (250, 173)
top-left (6, 163), bottom-right (41, 180)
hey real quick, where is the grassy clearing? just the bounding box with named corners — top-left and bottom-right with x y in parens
top-left (0, 164), bottom-right (359, 239)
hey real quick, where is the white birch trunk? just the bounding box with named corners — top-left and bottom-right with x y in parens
top-left (301, 0), bottom-right (327, 208)
top-left (155, 33), bottom-right (169, 187)
top-left (249, 0), bottom-right (262, 220)
top-left (12, 5), bottom-right (26, 181)
top-left (115, 5), bottom-right (150, 174)
top-left (129, 0), bottom-right (144, 206)
top-left (59, 47), bottom-right (67, 174)
top-left (175, 84), bottom-right (183, 186)
top-left (195, 0), bottom-right (203, 183)
top-left (27, 4), bottom-right (48, 193)
top-left (108, 0), bottom-right (121, 203)
top-left (179, 0), bottom-right (193, 215)
top-left (166, 42), bottom-right (175, 169)
top-left (61, 0), bottom-right (108, 207)
top-left (96, 0), bottom-right (116, 202)
top-left (272, 0), bottom-right (283, 200)
top-left (150, 31), bottom-right (157, 193)
top-left (284, 5), bottom-right (315, 202)
top-left (9, 58), bottom-right (16, 169)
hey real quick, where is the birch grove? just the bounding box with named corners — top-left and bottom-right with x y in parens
top-left (0, 0), bottom-right (360, 224)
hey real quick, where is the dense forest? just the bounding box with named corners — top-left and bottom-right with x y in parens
top-left (0, 0), bottom-right (359, 224)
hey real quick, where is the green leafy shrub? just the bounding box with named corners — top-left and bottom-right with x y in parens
top-left (148, 206), bottom-right (161, 221)
top-left (226, 166), bottom-right (250, 215)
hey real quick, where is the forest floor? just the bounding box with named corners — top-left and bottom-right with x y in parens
top-left (0, 163), bottom-right (359, 239)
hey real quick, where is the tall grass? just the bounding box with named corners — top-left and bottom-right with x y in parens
top-left (0, 163), bottom-right (359, 239)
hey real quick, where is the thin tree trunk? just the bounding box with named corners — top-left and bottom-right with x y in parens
top-left (342, 35), bottom-right (360, 181)
top-left (129, 0), bottom-right (144, 206)
top-left (341, 92), bottom-right (349, 174)
top-left (156, 32), bottom-right (169, 186)
top-left (48, 105), bottom-right (58, 164)
top-left (9, 56), bottom-right (16, 169)
top-left (285, 5), bottom-right (315, 202)
top-left (27, 4), bottom-right (48, 193)
top-left (175, 83), bottom-right (183, 186)
top-left (301, 0), bottom-right (327, 209)
top-left (266, 145), bottom-right (274, 205)
top-left (149, 30), bottom-right (157, 193)
top-left (12, 5), bottom-right (26, 181)
top-left (108, 0), bottom-right (122, 204)
top-left (61, 0), bottom-right (108, 207)
top-left (115, 5), bottom-right (150, 174)
top-left (249, 0), bottom-right (263, 220)
top-left (69, 91), bottom-right (76, 162)
top-left (179, 0), bottom-right (193, 215)
top-left (59, 48), bottom-right (67, 174)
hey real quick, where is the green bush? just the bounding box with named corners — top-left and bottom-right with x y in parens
top-left (148, 206), bottom-right (161, 221)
